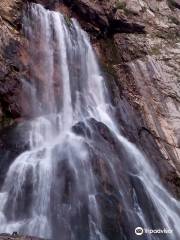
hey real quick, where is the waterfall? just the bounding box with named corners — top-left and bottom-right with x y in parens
top-left (0, 3), bottom-right (180, 240)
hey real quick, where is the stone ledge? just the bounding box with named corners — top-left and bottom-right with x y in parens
top-left (0, 234), bottom-right (45, 240)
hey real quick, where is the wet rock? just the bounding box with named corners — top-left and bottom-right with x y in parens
top-left (72, 118), bottom-right (136, 239)
top-left (0, 121), bottom-right (30, 188)
top-left (72, 121), bottom-right (92, 138)
top-left (0, 233), bottom-right (45, 240)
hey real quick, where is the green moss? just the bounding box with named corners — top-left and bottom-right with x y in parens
top-left (102, 62), bottom-right (117, 79)
top-left (64, 15), bottom-right (72, 27)
top-left (151, 45), bottom-right (161, 55)
top-left (0, 115), bottom-right (14, 129)
top-left (116, 0), bottom-right (126, 10)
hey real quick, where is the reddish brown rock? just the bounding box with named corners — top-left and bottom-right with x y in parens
top-left (0, 0), bottom-right (25, 126)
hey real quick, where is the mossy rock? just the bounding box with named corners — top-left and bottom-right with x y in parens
top-left (116, 0), bottom-right (126, 10)
top-left (64, 15), bottom-right (72, 27)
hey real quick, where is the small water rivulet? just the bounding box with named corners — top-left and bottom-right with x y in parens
top-left (0, 3), bottom-right (180, 240)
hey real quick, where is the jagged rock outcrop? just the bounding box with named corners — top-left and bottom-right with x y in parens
top-left (63, 0), bottom-right (146, 35)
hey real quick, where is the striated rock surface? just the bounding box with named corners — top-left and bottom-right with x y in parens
top-left (108, 0), bottom-right (180, 179)
top-left (80, 0), bottom-right (180, 195)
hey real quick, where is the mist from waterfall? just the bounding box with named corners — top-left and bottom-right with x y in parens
top-left (0, 3), bottom-right (180, 240)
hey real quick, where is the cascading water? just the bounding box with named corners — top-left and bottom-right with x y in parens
top-left (0, 3), bottom-right (180, 240)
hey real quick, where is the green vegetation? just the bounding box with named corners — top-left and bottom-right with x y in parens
top-left (64, 15), bottom-right (72, 27)
top-left (0, 115), bottom-right (14, 129)
top-left (116, 0), bottom-right (126, 10)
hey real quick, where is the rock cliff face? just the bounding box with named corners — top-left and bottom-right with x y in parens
top-left (0, 0), bottom-right (25, 127)
top-left (0, 0), bottom-right (180, 234)
top-left (97, 0), bottom-right (180, 195)
top-left (111, 0), bottom-right (180, 170)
